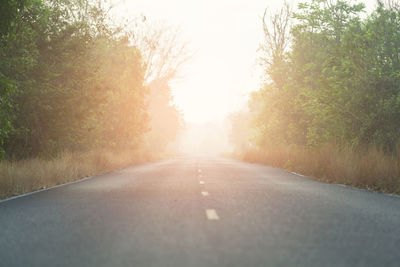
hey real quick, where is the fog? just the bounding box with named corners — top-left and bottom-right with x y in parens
top-left (176, 120), bottom-right (232, 156)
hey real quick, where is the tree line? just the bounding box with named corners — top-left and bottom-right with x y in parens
top-left (240, 0), bottom-right (400, 154)
top-left (0, 0), bottom-right (185, 159)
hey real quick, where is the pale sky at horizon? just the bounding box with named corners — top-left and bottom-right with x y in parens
top-left (112, 0), bottom-right (377, 124)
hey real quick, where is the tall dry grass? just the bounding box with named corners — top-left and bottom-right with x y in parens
top-left (0, 149), bottom-right (155, 200)
top-left (240, 144), bottom-right (400, 194)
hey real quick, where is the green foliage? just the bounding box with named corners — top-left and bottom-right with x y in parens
top-left (252, 0), bottom-right (400, 153)
top-left (0, 0), bottom-right (28, 36)
top-left (0, 0), bottom-right (165, 159)
top-left (0, 74), bottom-right (16, 158)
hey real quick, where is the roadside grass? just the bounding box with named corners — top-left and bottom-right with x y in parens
top-left (239, 144), bottom-right (400, 194)
top-left (0, 149), bottom-right (156, 200)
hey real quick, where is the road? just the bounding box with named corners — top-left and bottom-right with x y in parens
top-left (1, 157), bottom-right (400, 267)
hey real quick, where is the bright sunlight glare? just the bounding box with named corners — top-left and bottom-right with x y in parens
top-left (111, 0), bottom-right (288, 123)
top-left (112, 0), bottom-right (377, 124)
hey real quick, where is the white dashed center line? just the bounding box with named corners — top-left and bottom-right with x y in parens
top-left (199, 181), bottom-right (205, 185)
top-left (206, 209), bottom-right (219, 220)
top-left (201, 191), bottom-right (209, 196)
top-left (198, 169), bottom-right (202, 174)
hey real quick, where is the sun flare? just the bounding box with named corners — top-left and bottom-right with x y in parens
top-left (111, 0), bottom-right (272, 124)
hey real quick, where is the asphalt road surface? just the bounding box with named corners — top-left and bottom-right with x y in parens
top-left (1, 157), bottom-right (400, 267)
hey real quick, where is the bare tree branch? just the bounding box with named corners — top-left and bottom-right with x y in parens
top-left (131, 18), bottom-right (192, 83)
top-left (259, 2), bottom-right (292, 68)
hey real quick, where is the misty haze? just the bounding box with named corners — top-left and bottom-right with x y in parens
top-left (1, 0), bottom-right (400, 266)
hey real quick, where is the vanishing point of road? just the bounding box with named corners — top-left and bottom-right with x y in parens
top-left (1, 157), bottom-right (400, 267)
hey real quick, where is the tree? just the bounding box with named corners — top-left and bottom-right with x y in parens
top-left (251, 0), bottom-right (400, 153)
top-left (131, 18), bottom-right (191, 83)
top-left (1, 0), bottom-right (150, 158)
top-left (130, 18), bottom-right (190, 151)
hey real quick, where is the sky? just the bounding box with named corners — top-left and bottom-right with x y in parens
top-left (112, 0), bottom-right (378, 124)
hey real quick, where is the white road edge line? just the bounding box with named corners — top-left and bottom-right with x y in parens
top-left (206, 209), bottom-right (219, 220)
top-left (290, 171), bottom-right (306, 177)
top-left (201, 191), bottom-right (209, 196)
top-left (0, 176), bottom-right (94, 204)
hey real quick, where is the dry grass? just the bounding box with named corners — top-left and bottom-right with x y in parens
top-left (240, 144), bottom-right (400, 194)
top-left (0, 149), bottom-right (156, 200)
